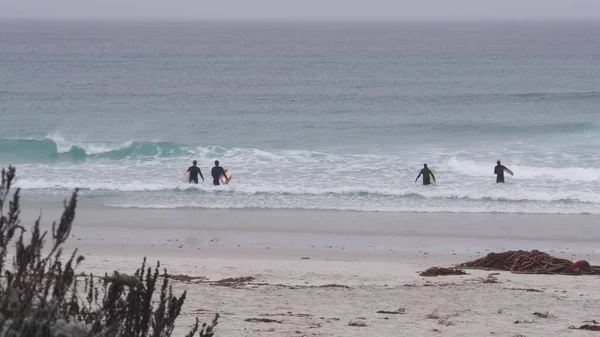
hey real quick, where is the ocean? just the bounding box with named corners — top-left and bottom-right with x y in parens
top-left (1, 20), bottom-right (599, 214)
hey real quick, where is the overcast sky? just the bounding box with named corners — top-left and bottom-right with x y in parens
top-left (2, 0), bottom-right (600, 20)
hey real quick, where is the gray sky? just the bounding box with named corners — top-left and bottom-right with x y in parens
top-left (2, 0), bottom-right (600, 20)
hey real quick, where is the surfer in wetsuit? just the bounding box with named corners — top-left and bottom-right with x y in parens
top-left (415, 164), bottom-right (435, 185)
top-left (494, 160), bottom-right (507, 183)
top-left (211, 160), bottom-right (228, 186)
top-left (187, 160), bottom-right (204, 184)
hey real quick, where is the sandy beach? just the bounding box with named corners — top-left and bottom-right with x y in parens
top-left (4, 16), bottom-right (600, 337)
top-left (4, 15), bottom-right (600, 337)
top-left (16, 202), bottom-right (600, 336)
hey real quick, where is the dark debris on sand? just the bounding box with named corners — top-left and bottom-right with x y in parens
top-left (376, 308), bottom-right (406, 315)
top-left (569, 325), bottom-right (600, 331)
top-left (348, 320), bottom-right (367, 327)
top-left (245, 318), bottom-right (282, 324)
top-left (212, 276), bottom-right (255, 287)
top-left (532, 312), bottom-right (555, 319)
top-left (505, 287), bottom-right (543, 292)
top-left (419, 267), bottom-right (467, 277)
top-left (260, 311), bottom-right (312, 318)
top-left (319, 283), bottom-right (350, 289)
top-left (169, 274), bottom-right (208, 283)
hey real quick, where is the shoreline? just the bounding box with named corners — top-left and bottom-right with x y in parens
top-left (93, 204), bottom-right (600, 216)
top-left (25, 199), bottom-right (600, 215)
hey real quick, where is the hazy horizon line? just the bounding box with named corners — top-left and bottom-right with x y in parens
top-left (2, 17), bottom-right (600, 23)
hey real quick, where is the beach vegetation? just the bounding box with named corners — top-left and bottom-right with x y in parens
top-left (0, 166), bottom-right (218, 337)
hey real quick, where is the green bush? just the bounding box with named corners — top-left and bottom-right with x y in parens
top-left (0, 166), bottom-right (218, 337)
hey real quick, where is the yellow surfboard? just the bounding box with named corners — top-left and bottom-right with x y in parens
top-left (219, 169), bottom-right (232, 184)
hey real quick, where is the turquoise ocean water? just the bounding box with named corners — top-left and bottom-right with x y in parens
top-left (1, 21), bottom-right (599, 213)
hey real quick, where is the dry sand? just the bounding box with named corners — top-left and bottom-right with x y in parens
top-left (73, 245), bottom-right (600, 337)
top-left (22, 203), bottom-right (600, 336)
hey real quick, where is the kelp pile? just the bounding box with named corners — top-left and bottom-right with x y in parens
top-left (460, 250), bottom-right (600, 275)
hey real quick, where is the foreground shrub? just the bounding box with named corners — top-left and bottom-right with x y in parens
top-left (0, 166), bottom-right (218, 337)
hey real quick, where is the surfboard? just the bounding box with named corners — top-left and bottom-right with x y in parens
top-left (503, 168), bottom-right (514, 176)
top-left (219, 169), bottom-right (232, 185)
top-left (180, 170), bottom-right (190, 183)
top-left (429, 172), bottom-right (436, 184)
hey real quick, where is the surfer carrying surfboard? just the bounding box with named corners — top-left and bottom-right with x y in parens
top-left (187, 160), bottom-right (204, 184)
top-left (211, 160), bottom-right (229, 186)
top-left (415, 164), bottom-right (436, 185)
top-left (494, 160), bottom-right (513, 183)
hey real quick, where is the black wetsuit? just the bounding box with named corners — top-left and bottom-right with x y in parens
top-left (494, 164), bottom-right (507, 183)
top-left (416, 168), bottom-right (434, 185)
top-left (187, 166), bottom-right (203, 184)
top-left (211, 166), bottom-right (226, 186)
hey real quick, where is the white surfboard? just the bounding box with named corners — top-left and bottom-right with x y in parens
top-left (180, 170), bottom-right (190, 183)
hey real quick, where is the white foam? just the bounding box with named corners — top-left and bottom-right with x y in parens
top-left (44, 133), bottom-right (135, 155)
top-left (14, 176), bottom-right (600, 204)
top-left (447, 157), bottom-right (600, 182)
top-left (11, 141), bottom-right (600, 215)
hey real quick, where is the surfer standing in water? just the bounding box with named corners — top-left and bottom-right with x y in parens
top-left (415, 164), bottom-right (435, 185)
top-left (211, 160), bottom-right (228, 186)
top-left (187, 160), bottom-right (204, 184)
top-left (494, 160), bottom-right (512, 183)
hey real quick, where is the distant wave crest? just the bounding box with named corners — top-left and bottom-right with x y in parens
top-left (0, 135), bottom-right (188, 160)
